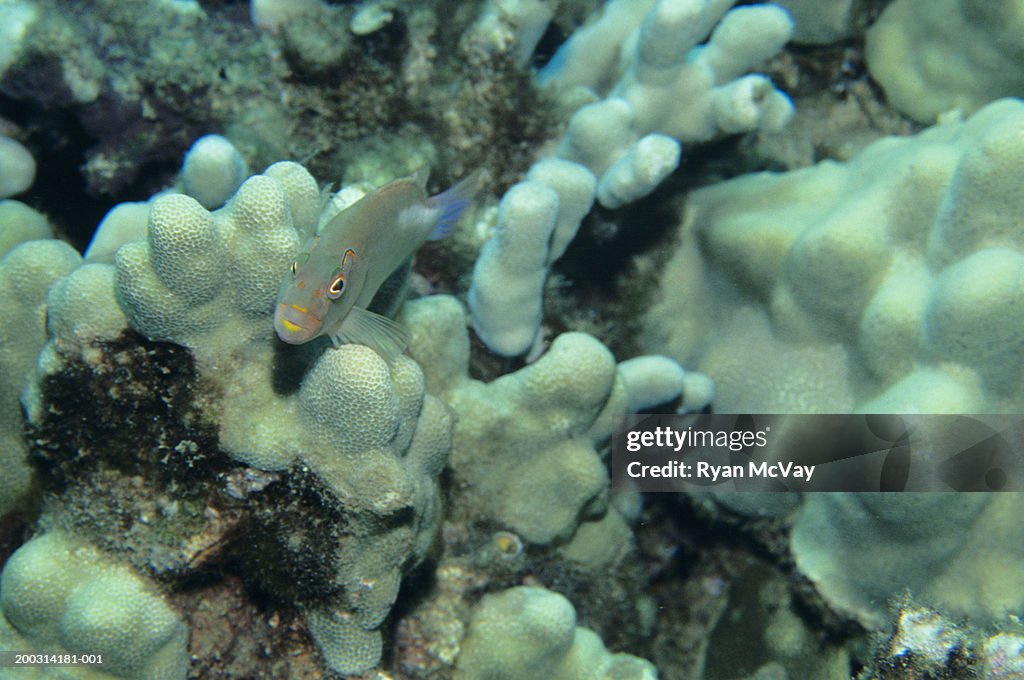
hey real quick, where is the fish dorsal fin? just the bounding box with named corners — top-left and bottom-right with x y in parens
top-left (330, 306), bottom-right (410, 360)
top-left (412, 166), bottom-right (430, 188)
top-left (318, 182), bottom-right (336, 213)
top-left (299, 183), bottom-right (336, 237)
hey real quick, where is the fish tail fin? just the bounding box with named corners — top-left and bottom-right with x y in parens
top-left (426, 169), bottom-right (485, 241)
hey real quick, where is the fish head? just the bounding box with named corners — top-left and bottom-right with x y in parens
top-left (274, 235), bottom-right (331, 344)
top-left (274, 235), bottom-right (363, 344)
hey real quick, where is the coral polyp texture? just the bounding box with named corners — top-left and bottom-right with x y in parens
top-left (0, 236), bottom-right (79, 516)
top-left (469, 0), bottom-right (795, 357)
top-left (404, 294), bottom-right (684, 551)
top-left (0, 200), bottom-right (51, 255)
top-left (469, 159), bottom-right (596, 356)
top-left (646, 98), bottom-right (1024, 413)
top-left (0, 532), bottom-right (189, 679)
top-left (543, 0), bottom-right (794, 208)
top-left (788, 492), bottom-right (1024, 630)
top-left (179, 134), bottom-right (250, 211)
top-left (454, 586), bottom-right (657, 680)
top-left (114, 161), bottom-right (315, 357)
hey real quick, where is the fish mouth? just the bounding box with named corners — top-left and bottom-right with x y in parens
top-left (274, 303), bottom-right (322, 344)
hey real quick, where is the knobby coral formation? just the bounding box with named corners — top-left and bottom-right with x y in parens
top-left (0, 232), bottom-right (79, 517)
top-left (647, 98), bottom-right (1024, 414)
top-left (866, 0), bottom-right (1024, 123)
top-left (0, 532), bottom-right (189, 679)
top-left (469, 0), bottom-right (795, 357)
top-left (454, 586), bottom-right (657, 679)
top-left (5, 150), bottom-right (685, 675)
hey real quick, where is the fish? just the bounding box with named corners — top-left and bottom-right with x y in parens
top-left (274, 169), bottom-right (481, 357)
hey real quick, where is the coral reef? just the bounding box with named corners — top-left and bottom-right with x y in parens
top-left (0, 532), bottom-right (189, 679)
top-left (404, 294), bottom-right (692, 549)
top-left (866, 0), bottom-right (1024, 123)
top-left (418, 298), bottom-right (617, 545)
top-left (24, 161), bottom-right (454, 675)
top-left (454, 586), bottom-right (657, 679)
top-left (0, 234), bottom-right (79, 517)
top-left (12, 152), bottom-right (677, 674)
top-left (543, 0), bottom-right (794, 207)
top-left (468, 159), bottom-right (596, 356)
top-left (180, 134), bottom-right (249, 211)
top-left (645, 98), bottom-right (1024, 413)
top-left (790, 493), bottom-right (1024, 629)
top-left (858, 600), bottom-right (1024, 679)
top-left (469, 0), bottom-right (794, 357)
top-left (0, 135), bottom-right (35, 198)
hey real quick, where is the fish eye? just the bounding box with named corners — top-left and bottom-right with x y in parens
top-left (325, 249), bottom-right (356, 300)
top-left (327, 271), bottom-right (346, 298)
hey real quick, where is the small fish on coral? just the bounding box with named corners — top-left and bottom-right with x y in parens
top-left (274, 169), bottom-right (481, 357)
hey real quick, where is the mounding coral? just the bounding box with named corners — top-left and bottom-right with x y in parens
top-left (646, 97), bottom-right (1024, 414)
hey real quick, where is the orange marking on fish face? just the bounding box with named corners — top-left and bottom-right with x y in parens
top-left (274, 302), bottom-right (322, 344)
top-left (280, 318), bottom-right (303, 333)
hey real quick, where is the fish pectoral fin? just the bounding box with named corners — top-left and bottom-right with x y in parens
top-left (330, 306), bottom-right (410, 360)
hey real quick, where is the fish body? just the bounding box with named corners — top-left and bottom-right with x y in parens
top-left (274, 170), bottom-right (479, 356)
